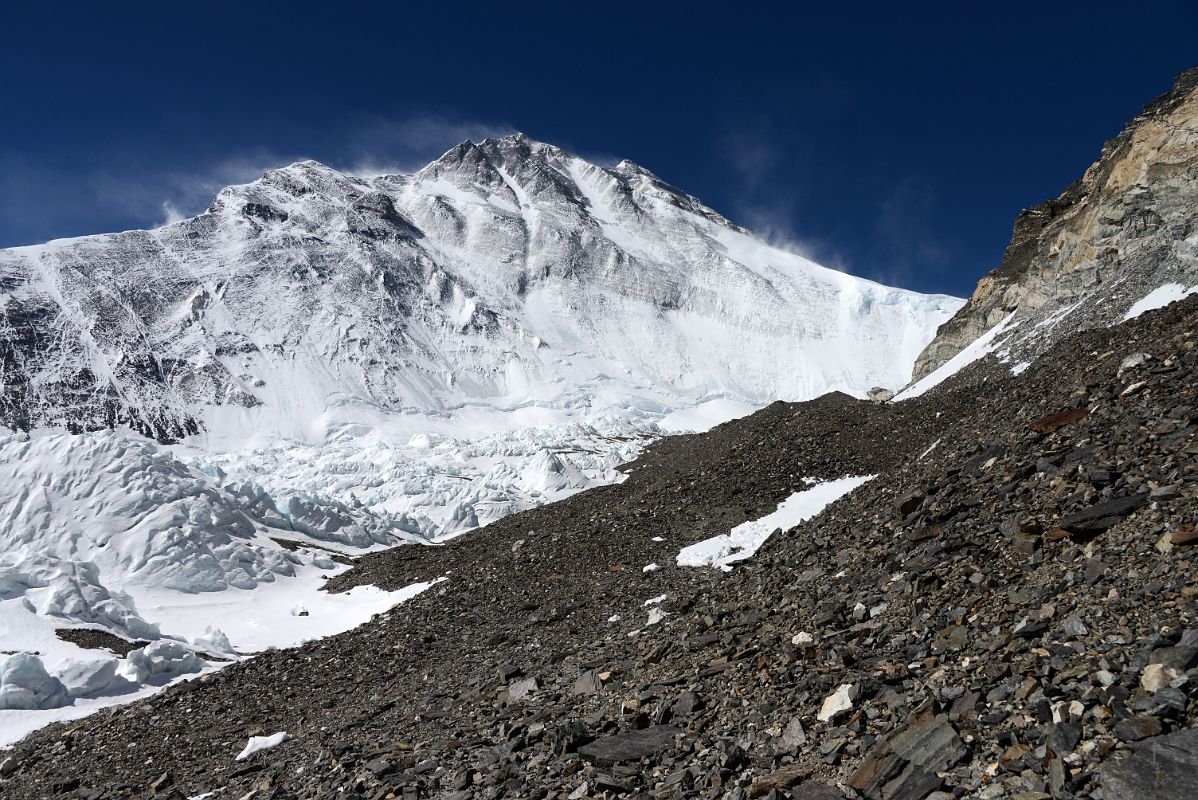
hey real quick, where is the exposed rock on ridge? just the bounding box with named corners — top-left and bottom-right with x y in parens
top-left (913, 66), bottom-right (1198, 381)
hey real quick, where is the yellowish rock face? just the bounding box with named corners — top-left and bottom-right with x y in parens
top-left (912, 69), bottom-right (1198, 384)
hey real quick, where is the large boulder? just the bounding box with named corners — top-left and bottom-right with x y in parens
top-left (1102, 727), bottom-right (1198, 798)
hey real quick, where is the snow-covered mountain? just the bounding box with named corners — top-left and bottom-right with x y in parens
top-left (0, 134), bottom-right (960, 733)
top-left (0, 133), bottom-right (959, 445)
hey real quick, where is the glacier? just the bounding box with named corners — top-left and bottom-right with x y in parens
top-left (0, 133), bottom-right (962, 739)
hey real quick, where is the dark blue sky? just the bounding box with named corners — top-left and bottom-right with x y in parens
top-left (2, 3), bottom-right (1195, 296)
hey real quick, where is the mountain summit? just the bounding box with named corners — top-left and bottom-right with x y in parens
top-left (0, 134), bottom-right (959, 443)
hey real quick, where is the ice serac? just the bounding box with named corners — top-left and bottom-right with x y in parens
top-left (912, 66), bottom-right (1198, 382)
top-left (0, 134), bottom-right (960, 445)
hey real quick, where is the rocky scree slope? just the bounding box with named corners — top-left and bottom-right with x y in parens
top-left (1, 293), bottom-right (1195, 798)
top-left (913, 66), bottom-right (1198, 380)
top-left (0, 134), bottom-right (957, 444)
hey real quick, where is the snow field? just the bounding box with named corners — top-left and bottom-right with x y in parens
top-left (1123, 282), bottom-right (1198, 320)
top-left (677, 476), bottom-right (876, 571)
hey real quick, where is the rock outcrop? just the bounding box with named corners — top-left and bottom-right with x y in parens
top-left (913, 66), bottom-right (1198, 381)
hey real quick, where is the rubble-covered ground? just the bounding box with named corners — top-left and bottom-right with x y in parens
top-left (2, 296), bottom-right (1196, 799)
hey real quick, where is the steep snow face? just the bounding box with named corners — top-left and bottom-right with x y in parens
top-left (0, 134), bottom-right (960, 444)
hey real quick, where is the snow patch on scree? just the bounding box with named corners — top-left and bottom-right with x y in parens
top-left (897, 311), bottom-right (1019, 400)
top-left (677, 476), bottom-right (875, 571)
top-left (1123, 283), bottom-right (1198, 321)
top-left (237, 732), bottom-right (291, 761)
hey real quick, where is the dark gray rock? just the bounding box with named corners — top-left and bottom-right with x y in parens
top-left (750, 763), bottom-right (812, 797)
top-left (1084, 557), bottom-right (1107, 586)
top-left (572, 669), bottom-right (602, 695)
top-left (888, 710), bottom-right (967, 773)
top-left (886, 764), bottom-right (944, 800)
top-left (896, 491), bottom-right (925, 518)
top-left (576, 725), bottom-right (682, 765)
top-left (1061, 615), bottom-right (1088, 637)
top-left (790, 780), bottom-right (843, 800)
top-left (1102, 727), bottom-right (1198, 798)
top-left (1114, 716), bottom-right (1163, 742)
top-left (1150, 630), bottom-right (1198, 672)
top-left (1060, 494), bottom-right (1148, 537)
top-left (1142, 687), bottom-right (1189, 718)
top-left (1047, 721), bottom-right (1082, 754)
top-left (850, 706), bottom-right (965, 799)
top-left (779, 716), bottom-right (807, 752)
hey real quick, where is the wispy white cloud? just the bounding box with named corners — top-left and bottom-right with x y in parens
top-left (571, 148), bottom-right (622, 169)
top-left (737, 206), bottom-right (851, 271)
top-left (720, 120), bottom-right (848, 270)
top-left (726, 125), bottom-right (783, 193)
top-left (0, 114), bottom-right (509, 246)
top-left (159, 201), bottom-right (185, 226)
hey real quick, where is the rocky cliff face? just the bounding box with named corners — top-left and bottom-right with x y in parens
top-left (0, 135), bottom-right (959, 444)
top-left (913, 67), bottom-right (1198, 381)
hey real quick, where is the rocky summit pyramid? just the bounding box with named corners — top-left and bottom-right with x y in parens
top-left (0, 133), bottom-right (958, 444)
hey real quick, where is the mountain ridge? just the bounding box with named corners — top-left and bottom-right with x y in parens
top-left (0, 134), bottom-right (959, 445)
top-left (912, 66), bottom-right (1198, 382)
